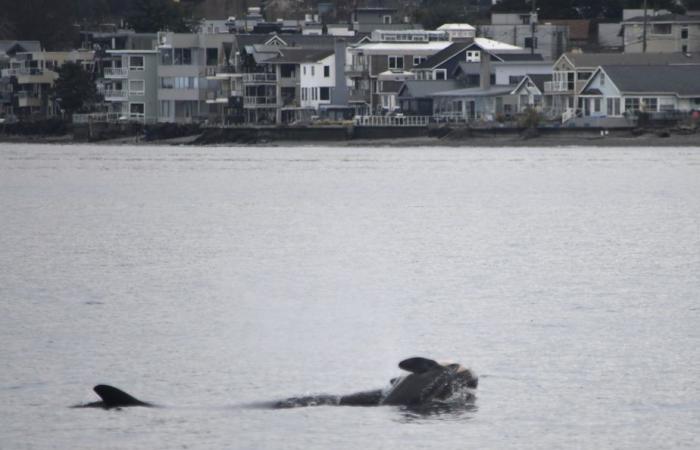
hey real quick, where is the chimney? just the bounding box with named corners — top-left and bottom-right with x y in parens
top-left (479, 51), bottom-right (491, 90)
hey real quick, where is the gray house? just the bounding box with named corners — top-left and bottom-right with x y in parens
top-left (104, 49), bottom-right (159, 122)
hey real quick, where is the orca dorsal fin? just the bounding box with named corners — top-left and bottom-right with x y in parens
top-left (398, 357), bottom-right (442, 374)
top-left (93, 385), bottom-right (150, 408)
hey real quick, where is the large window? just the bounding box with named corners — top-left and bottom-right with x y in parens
top-left (607, 97), bottom-right (621, 116)
top-left (161, 49), bottom-right (173, 65)
top-left (323, 65), bottom-right (330, 77)
top-left (206, 48), bottom-right (218, 66)
top-left (652, 24), bottom-right (672, 35)
top-left (129, 102), bottom-right (145, 116)
top-left (624, 97), bottom-right (640, 113)
top-left (129, 56), bottom-right (144, 71)
top-left (642, 97), bottom-right (658, 112)
top-left (320, 87), bottom-right (330, 100)
top-left (173, 48), bottom-right (192, 65)
top-left (388, 55), bottom-right (404, 70)
top-left (129, 80), bottom-right (145, 95)
top-left (413, 56), bottom-right (426, 66)
top-left (160, 77), bottom-right (174, 89)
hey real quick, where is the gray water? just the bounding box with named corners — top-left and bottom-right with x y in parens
top-left (1, 143), bottom-right (699, 449)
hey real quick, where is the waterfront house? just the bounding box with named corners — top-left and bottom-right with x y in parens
top-left (576, 65), bottom-right (700, 126)
top-left (1, 41), bottom-right (42, 118)
top-left (157, 32), bottom-right (233, 123)
top-left (104, 48), bottom-right (158, 122)
top-left (397, 79), bottom-right (460, 116)
top-left (2, 49), bottom-right (95, 119)
top-left (546, 51), bottom-right (700, 120)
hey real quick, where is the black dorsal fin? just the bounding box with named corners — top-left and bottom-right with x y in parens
top-left (93, 385), bottom-right (150, 408)
top-left (398, 357), bottom-right (442, 374)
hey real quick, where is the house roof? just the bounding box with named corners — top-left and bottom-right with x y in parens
top-left (495, 52), bottom-right (544, 61)
top-left (560, 51), bottom-right (700, 69)
top-left (0, 40), bottom-right (42, 57)
top-left (414, 41), bottom-right (473, 69)
top-left (264, 48), bottom-right (334, 64)
top-left (525, 73), bottom-right (551, 92)
top-left (437, 23), bottom-right (476, 31)
top-left (595, 65), bottom-right (700, 96)
top-left (431, 85), bottom-right (516, 97)
top-left (623, 14), bottom-right (700, 24)
top-left (398, 80), bottom-right (460, 99)
top-left (353, 41), bottom-right (452, 55)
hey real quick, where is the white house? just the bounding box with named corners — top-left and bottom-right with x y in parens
top-left (299, 52), bottom-right (336, 111)
top-left (577, 64), bottom-right (700, 123)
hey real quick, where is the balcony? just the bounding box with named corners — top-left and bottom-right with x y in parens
top-left (348, 88), bottom-right (370, 103)
top-left (104, 67), bottom-right (128, 79)
top-left (345, 62), bottom-right (369, 76)
top-left (243, 96), bottom-right (278, 107)
top-left (241, 73), bottom-right (277, 83)
top-left (544, 80), bottom-right (571, 93)
top-left (2, 68), bottom-right (56, 85)
top-left (103, 89), bottom-right (127, 101)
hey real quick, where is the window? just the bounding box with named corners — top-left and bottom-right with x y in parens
top-left (320, 87), bottom-right (330, 100)
top-left (160, 77), bottom-right (174, 89)
top-left (160, 100), bottom-right (170, 117)
top-left (466, 50), bottom-right (480, 62)
top-left (642, 97), bottom-right (658, 112)
top-left (682, 44), bottom-right (688, 53)
top-left (301, 88), bottom-right (306, 101)
top-left (524, 37), bottom-right (538, 49)
top-left (173, 48), bottom-right (192, 65)
top-left (383, 15), bottom-right (392, 25)
top-left (129, 102), bottom-right (145, 116)
top-left (129, 56), bottom-right (144, 71)
top-left (303, 65), bottom-right (306, 75)
top-left (594, 98), bottom-right (601, 113)
top-left (520, 14), bottom-right (530, 25)
top-left (323, 65), bottom-right (330, 77)
top-left (161, 49), bottom-right (173, 65)
top-left (312, 87), bottom-right (318, 100)
top-left (173, 77), bottom-right (197, 89)
top-left (607, 97), bottom-right (621, 116)
top-left (206, 48), bottom-right (218, 66)
top-left (413, 56), bottom-right (426, 66)
top-left (434, 69), bottom-right (446, 80)
top-left (311, 66), bottom-right (315, 76)
top-left (129, 80), bottom-right (145, 95)
top-left (681, 28), bottom-right (689, 39)
top-left (388, 56), bottom-right (403, 70)
top-left (624, 97), bottom-right (640, 113)
top-left (652, 24), bottom-right (672, 35)
top-left (600, 72), bottom-right (605, 86)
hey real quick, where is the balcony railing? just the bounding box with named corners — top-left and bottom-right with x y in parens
top-left (104, 67), bottom-right (128, 78)
top-left (244, 96), bottom-right (278, 106)
top-left (544, 80), bottom-right (571, 93)
top-left (353, 115), bottom-right (430, 127)
top-left (348, 88), bottom-right (370, 103)
top-left (15, 91), bottom-right (39, 99)
top-left (241, 73), bottom-right (277, 83)
top-left (2, 68), bottom-right (43, 77)
top-left (103, 89), bottom-right (127, 99)
top-left (345, 63), bottom-right (369, 74)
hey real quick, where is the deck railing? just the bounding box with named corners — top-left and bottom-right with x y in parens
top-left (353, 115), bottom-right (430, 127)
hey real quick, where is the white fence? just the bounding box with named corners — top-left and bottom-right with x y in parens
top-left (353, 115), bottom-right (430, 127)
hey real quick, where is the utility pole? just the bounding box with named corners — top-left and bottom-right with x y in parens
top-left (530, 0), bottom-right (536, 55)
top-left (642, 0), bottom-right (648, 53)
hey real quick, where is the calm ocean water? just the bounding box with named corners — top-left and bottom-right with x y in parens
top-left (1, 143), bottom-right (699, 449)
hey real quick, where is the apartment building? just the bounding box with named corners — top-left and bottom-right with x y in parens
top-left (104, 49), bottom-right (159, 122)
top-left (157, 32), bottom-right (232, 123)
top-left (479, 12), bottom-right (569, 61)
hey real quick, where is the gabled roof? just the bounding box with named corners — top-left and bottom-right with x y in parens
top-left (431, 85), bottom-right (516, 97)
top-left (495, 52), bottom-right (544, 61)
top-left (623, 14), bottom-right (700, 24)
top-left (264, 48), bottom-right (334, 64)
top-left (397, 80), bottom-right (460, 99)
top-left (0, 40), bottom-right (42, 56)
top-left (591, 65), bottom-right (700, 96)
top-left (557, 51), bottom-right (700, 69)
top-left (414, 41), bottom-right (473, 70)
top-left (512, 73), bottom-right (552, 94)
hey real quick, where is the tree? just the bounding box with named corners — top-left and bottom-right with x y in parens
top-left (126, 0), bottom-right (199, 33)
top-left (0, 0), bottom-right (78, 50)
top-left (53, 62), bottom-right (99, 116)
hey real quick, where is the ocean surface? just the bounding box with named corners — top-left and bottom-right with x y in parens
top-left (1, 143), bottom-right (699, 449)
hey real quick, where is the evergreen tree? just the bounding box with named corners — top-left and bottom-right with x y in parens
top-left (53, 62), bottom-right (99, 116)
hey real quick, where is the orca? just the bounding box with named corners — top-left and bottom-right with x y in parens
top-left (72, 385), bottom-right (153, 409)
